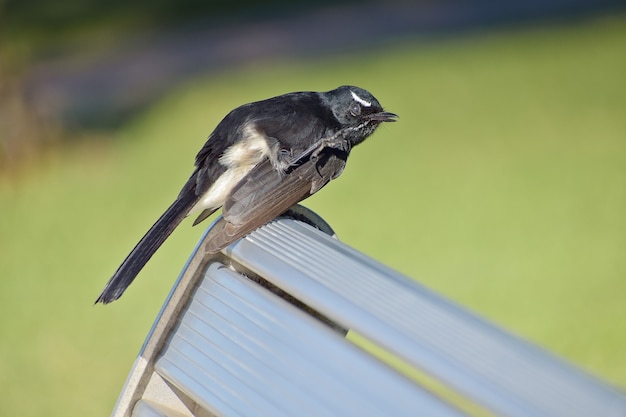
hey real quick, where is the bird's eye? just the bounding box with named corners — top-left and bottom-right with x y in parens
top-left (349, 103), bottom-right (361, 117)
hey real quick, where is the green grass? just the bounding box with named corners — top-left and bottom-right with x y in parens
top-left (1, 14), bottom-right (626, 416)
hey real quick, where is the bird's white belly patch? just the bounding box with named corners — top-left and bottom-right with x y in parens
top-left (189, 125), bottom-right (272, 214)
top-left (219, 125), bottom-right (271, 168)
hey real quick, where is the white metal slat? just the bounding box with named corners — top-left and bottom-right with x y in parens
top-left (154, 262), bottom-right (465, 417)
top-left (182, 288), bottom-right (374, 412)
top-left (224, 218), bottom-right (626, 417)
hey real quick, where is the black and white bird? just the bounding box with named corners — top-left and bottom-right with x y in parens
top-left (96, 85), bottom-right (397, 304)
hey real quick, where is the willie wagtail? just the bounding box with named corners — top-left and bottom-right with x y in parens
top-left (96, 85), bottom-right (397, 303)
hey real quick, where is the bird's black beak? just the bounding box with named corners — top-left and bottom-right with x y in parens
top-left (367, 111), bottom-right (398, 122)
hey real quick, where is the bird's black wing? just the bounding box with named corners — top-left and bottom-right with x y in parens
top-left (203, 148), bottom-right (348, 253)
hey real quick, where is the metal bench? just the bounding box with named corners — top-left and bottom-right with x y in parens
top-left (109, 206), bottom-right (626, 417)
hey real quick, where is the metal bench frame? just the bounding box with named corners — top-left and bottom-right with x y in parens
top-left (110, 206), bottom-right (626, 417)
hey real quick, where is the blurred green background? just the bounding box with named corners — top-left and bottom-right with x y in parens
top-left (1, 1), bottom-right (625, 416)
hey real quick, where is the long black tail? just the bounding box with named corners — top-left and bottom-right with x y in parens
top-left (95, 191), bottom-right (198, 304)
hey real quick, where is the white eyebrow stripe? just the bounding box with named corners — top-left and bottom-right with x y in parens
top-left (350, 90), bottom-right (372, 107)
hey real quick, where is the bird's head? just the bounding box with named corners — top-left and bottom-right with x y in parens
top-left (325, 85), bottom-right (397, 127)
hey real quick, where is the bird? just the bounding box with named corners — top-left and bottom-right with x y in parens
top-left (96, 85), bottom-right (397, 304)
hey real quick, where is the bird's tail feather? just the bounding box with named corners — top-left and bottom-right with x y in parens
top-left (95, 192), bottom-right (197, 304)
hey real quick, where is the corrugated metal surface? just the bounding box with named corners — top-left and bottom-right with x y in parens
top-left (221, 218), bottom-right (626, 417)
top-left (155, 262), bottom-right (462, 417)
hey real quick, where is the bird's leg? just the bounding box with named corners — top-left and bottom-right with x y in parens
top-left (311, 136), bottom-right (350, 159)
top-left (289, 131), bottom-right (350, 167)
top-left (266, 138), bottom-right (294, 175)
top-left (273, 148), bottom-right (295, 176)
